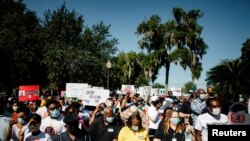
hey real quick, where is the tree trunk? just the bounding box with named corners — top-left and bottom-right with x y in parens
top-left (165, 62), bottom-right (170, 92)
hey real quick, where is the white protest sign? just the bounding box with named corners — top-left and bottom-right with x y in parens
top-left (81, 88), bottom-right (110, 106)
top-left (66, 83), bottom-right (88, 98)
top-left (228, 112), bottom-right (250, 125)
top-left (150, 88), bottom-right (158, 96)
top-left (121, 85), bottom-right (135, 94)
top-left (171, 87), bottom-right (182, 97)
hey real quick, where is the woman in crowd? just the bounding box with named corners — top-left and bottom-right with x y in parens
top-left (118, 114), bottom-right (149, 141)
top-left (153, 110), bottom-right (186, 141)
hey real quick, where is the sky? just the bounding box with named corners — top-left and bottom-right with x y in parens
top-left (23, 0), bottom-right (250, 89)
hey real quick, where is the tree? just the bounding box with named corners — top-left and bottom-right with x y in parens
top-left (42, 4), bottom-right (118, 90)
top-left (0, 0), bottom-right (45, 94)
top-left (152, 83), bottom-right (165, 88)
top-left (113, 51), bottom-right (150, 88)
top-left (206, 59), bottom-right (250, 96)
top-left (136, 8), bottom-right (208, 91)
top-left (182, 81), bottom-right (196, 93)
top-left (240, 38), bottom-right (250, 63)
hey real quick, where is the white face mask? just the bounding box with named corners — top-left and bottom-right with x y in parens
top-left (211, 108), bottom-right (221, 116)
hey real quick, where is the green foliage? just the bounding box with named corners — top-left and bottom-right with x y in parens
top-left (152, 83), bottom-right (165, 88)
top-left (206, 59), bottom-right (250, 96)
top-left (0, 0), bottom-right (46, 94)
top-left (182, 81), bottom-right (196, 93)
top-left (240, 38), bottom-right (250, 63)
top-left (136, 7), bottom-right (208, 90)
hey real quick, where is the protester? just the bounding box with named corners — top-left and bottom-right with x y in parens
top-left (53, 114), bottom-right (87, 141)
top-left (6, 107), bottom-right (30, 141)
top-left (195, 97), bottom-right (228, 141)
top-left (118, 114), bottom-right (149, 141)
top-left (40, 99), bottom-right (66, 136)
top-left (191, 88), bottom-right (207, 126)
top-left (89, 107), bottom-right (122, 141)
top-left (120, 105), bottom-right (148, 128)
top-left (147, 96), bottom-right (162, 141)
top-left (153, 109), bottom-right (185, 141)
top-left (0, 102), bottom-right (11, 141)
top-left (23, 114), bottom-right (51, 140)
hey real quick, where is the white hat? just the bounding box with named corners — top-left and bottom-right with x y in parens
top-left (151, 96), bottom-right (159, 102)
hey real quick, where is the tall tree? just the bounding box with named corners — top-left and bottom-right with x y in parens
top-left (240, 38), bottom-right (250, 63)
top-left (0, 0), bottom-right (44, 94)
top-left (136, 8), bottom-right (208, 91)
top-left (206, 59), bottom-right (250, 96)
top-left (182, 81), bottom-right (196, 93)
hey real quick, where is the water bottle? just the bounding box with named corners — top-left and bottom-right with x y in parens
top-left (185, 130), bottom-right (192, 141)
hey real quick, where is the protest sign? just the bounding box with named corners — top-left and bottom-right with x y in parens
top-left (66, 83), bottom-right (88, 98)
top-left (228, 112), bottom-right (250, 125)
top-left (121, 85), bottom-right (135, 94)
top-left (81, 88), bottom-right (110, 106)
top-left (171, 87), bottom-right (182, 96)
top-left (18, 85), bottom-right (40, 101)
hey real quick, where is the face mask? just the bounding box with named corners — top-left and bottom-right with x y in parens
top-left (106, 116), bottom-right (114, 123)
top-left (28, 123), bottom-right (40, 132)
top-left (18, 117), bottom-right (25, 125)
top-left (170, 117), bottom-right (180, 125)
top-left (199, 94), bottom-right (206, 100)
top-left (211, 108), bottom-right (221, 116)
top-left (131, 125), bottom-right (139, 131)
top-left (12, 106), bottom-right (18, 112)
top-left (50, 109), bottom-right (60, 118)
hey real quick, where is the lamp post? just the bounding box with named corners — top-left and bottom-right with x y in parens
top-left (106, 60), bottom-right (112, 89)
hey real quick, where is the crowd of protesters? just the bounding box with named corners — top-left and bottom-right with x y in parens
top-left (0, 88), bottom-right (250, 141)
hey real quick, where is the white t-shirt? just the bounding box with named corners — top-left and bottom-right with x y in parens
top-left (11, 124), bottom-right (29, 141)
top-left (24, 132), bottom-right (50, 141)
top-left (36, 106), bottom-right (48, 119)
top-left (195, 113), bottom-right (228, 141)
top-left (147, 106), bottom-right (161, 129)
top-left (40, 115), bottom-right (66, 136)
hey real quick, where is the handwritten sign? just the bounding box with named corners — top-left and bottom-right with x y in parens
top-left (66, 83), bottom-right (88, 98)
top-left (171, 87), bottom-right (182, 97)
top-left (81, 88), bottom-right (110, 106)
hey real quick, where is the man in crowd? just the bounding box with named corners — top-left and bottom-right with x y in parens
top-left (40, 99), bottom-right (66, 136)
top-left (191, 88), bottom-right (207, 126)
top-left (195, 97), bottom-right (228, 141)
top-left (89, 107), bottom-right (122, 141)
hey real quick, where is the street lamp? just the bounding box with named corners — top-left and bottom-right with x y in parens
top-left (106, 60), bottom-right (112, 89)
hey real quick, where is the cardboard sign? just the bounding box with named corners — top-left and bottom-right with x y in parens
top-left (171, 87), bottom-right (182, 96)
top-left (81, 88), bottom-right (110, 106)
top-left (228, 112), bottom-right (250, 125)
top-left (18, 85), bottom-right (40, 101)
top-left (66, 83), bottom-right (88, 98)
top-left (121, 85), bottom-right (134, 94)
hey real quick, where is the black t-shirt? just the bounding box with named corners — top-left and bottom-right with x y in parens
top-left (154, 125), bottom-right (185, 141)
top-left (179, 101), bottom-right (193, 125)
top-left (89, 116), bottom-right (122, 141)
top-left (179, 101), bottom-right (192, 114)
